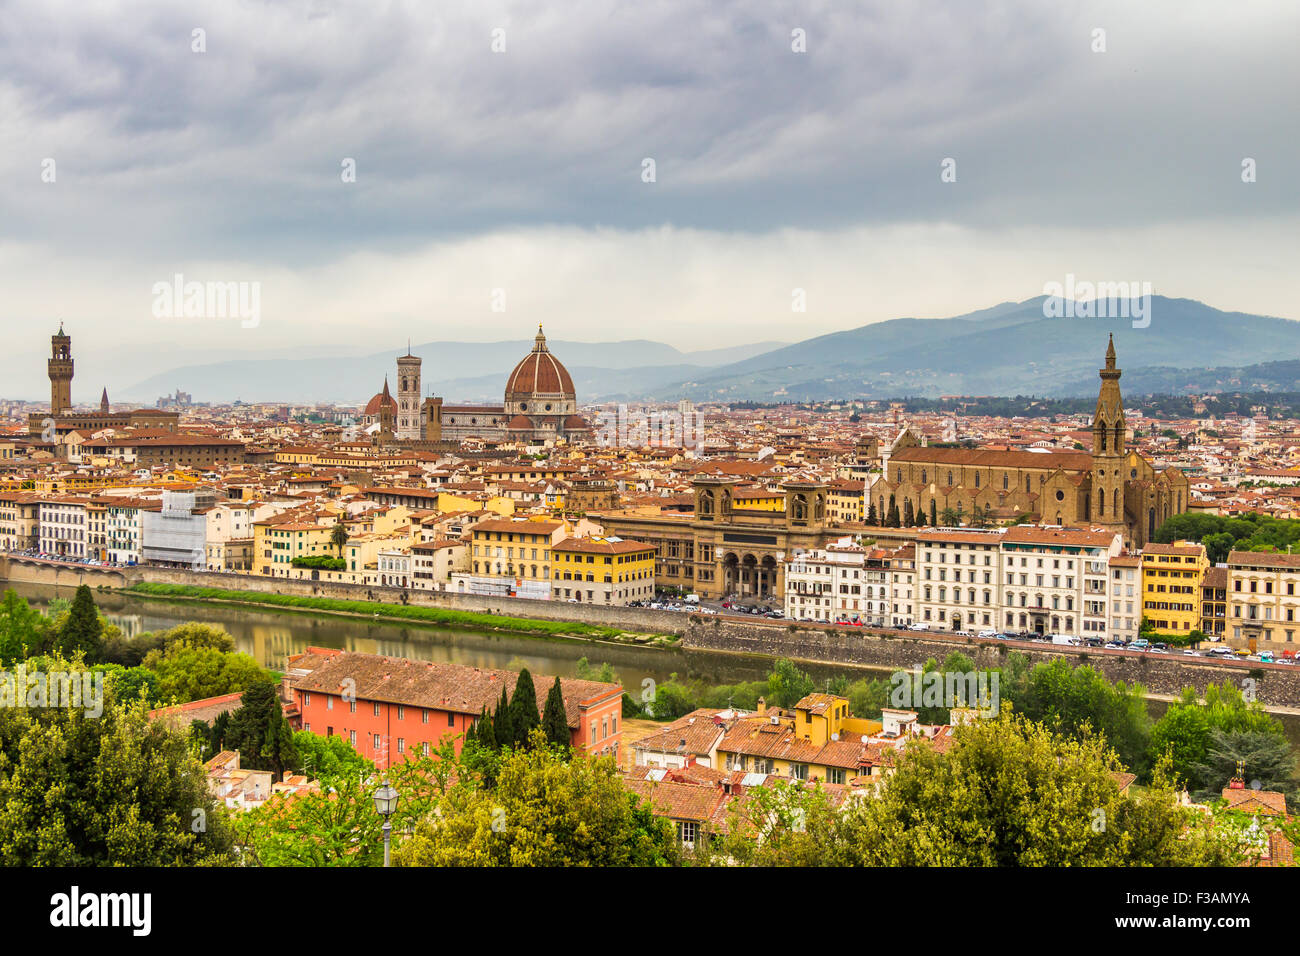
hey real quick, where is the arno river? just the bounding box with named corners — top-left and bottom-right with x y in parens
top-left (7, 581), bottom-right (1300, 745)
top-left (1, 582), bottom-right (858, 694)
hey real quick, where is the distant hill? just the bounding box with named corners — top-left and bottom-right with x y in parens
top-left (649, 297), bottom-right (1300, 401)
top-left (118, 296), bottom-right (1300, 405)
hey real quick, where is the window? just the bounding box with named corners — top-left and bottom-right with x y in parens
top-left (827, 768), bottom-right (846, 785)
top-left (448, 711), bottom-right (456, 727)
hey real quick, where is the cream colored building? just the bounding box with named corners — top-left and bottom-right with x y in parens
top-left (1226, 550), bottom-right (1300, 653)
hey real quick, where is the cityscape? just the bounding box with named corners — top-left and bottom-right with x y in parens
top-left (1, 0), bottom-right (1296, 935)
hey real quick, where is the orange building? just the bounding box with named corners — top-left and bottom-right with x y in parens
top-left (287, 649), bottom-right (623, 769)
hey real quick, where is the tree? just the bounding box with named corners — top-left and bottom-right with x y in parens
top-left (55, 585), bottom-right (103, 662)
top-left (475, 706), bottom-right (496, 750)
top-left (244, 754), bottom-right (443, 867)
top-left (0, 658), bottom-right (235, 865)
top-left (393, 732), bottom-right (680, 867)
top-left (542, 677), bottom-right (570, 749)
top-left (0, 589), bottom-right (44, 664)
top-left (1003, 658), bottom-right (1151, 777)
top-left (330, 518), bottom-right (349, 558)
top-left (508, 669), bottom-right (541, 748)
top-left (826, 714), bottom-right (1239, 866)
top-left (902, 499), bottom-right (915, 527)
top-left (292, 730), bottom-right (374, 782)
top-left (929, 499), bottom-right (938, 527)
top-left (866, 502), bottom-right (878, 525)
top-left (1190, 730), bottom-right (1297, 805)
top-left (767, 659), bottom-right (815, 709)
top-left (1149, 681), bottom-right (1286, 788)
top-left (143, 643), bottom-right (268, 704)
top-left (224, 680), bottom-right (300, 779)
top-left (493, 686), bottom-right (514, 750)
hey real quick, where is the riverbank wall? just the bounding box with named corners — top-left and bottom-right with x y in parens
top-left (5, 555), bottom-right (1299, 707)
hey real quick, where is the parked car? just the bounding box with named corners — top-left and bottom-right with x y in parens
top-left (977, 629), bottom-right (998, 639)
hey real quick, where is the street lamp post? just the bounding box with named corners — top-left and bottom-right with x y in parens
top-left (372, 780), bottom-right (399, 867)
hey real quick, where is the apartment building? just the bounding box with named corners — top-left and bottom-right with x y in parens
top-left (410, 539), bottom-right (468, 590)
top-left (0, 493), bottom-right (41, 551)
top-left (37, 498), bottom-right (90, 559)
top-left (1141, 540), bottom-right (1209, 636)
top-left (914, 528), bottom-right (1004, 632)
top-left (1226, 550), bottom-right (1300, 653)
top-left (1109, 553), bottom-right (1141, 643)
top-left (1201, 566), bottom-right (1228, 641)
top-left (456, 516), bottom-right (570, 599)
top-left (886, 544), bottom-right (916, 628)
top-left (999, 526), bottom-right (1121, 637)
top-left (551, 535), bottom-right (656, 605)
top-left (783, 536), bottom-right (866, 623)
top-left (105, 498), bottom-right (154, 565)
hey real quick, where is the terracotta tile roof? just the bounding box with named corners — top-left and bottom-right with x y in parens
top-left (1222, 787), bottom-right (1287, 815)
top-left (290, 651), bottom-right (619, 728)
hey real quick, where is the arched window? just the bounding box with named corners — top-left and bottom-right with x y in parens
top-left (947, 471), bottom-right (953, 486)
top-left (1003, 473), bottom-right (1008, 490)
top-left (1099, 428), bottom-right (1107, 452)
top-left (974, 472), bottom-right (980, 488)
top-left (1114, 489), bottom-right (1119, 515)
top-left (1098, 489), bottom-right (1105, 517)
top-left (921, 469), bottom-right (927, 484)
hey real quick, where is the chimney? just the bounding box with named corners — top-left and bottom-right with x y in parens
top-left (756, 696), bottom-right (766, 713)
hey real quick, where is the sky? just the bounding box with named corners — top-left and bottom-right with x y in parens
top-left (1, 0), bottom-right (1297, 397)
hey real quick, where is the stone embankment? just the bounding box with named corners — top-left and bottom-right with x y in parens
top-left (3, 554), bottom-right (1296, 707)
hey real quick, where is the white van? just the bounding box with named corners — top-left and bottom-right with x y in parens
top-left (1050, 634), bottom-right (1080, 646)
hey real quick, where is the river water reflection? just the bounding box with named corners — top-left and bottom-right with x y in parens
top-left (7, 582), bottom-right (1299, 748)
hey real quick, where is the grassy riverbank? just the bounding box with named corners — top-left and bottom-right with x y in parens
top-left (123, 582), bottom-right (679, 646)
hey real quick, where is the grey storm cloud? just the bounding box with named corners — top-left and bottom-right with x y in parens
top-left (3, 0), bottom-right (1295, 260)
top-left (0, 0), bottom-right (1296, 396)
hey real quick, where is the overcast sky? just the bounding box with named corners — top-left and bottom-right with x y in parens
top-left (1, 0), bottom-right (1297, 396)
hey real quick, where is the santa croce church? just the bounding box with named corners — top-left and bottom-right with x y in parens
top-left (877, 335), bottom-right (1189, 548)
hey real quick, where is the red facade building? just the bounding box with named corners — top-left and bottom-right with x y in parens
top-left (286, 649), bottom-right (623, 769)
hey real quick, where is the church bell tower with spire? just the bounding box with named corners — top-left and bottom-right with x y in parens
top-left (396, 343), bottom-right (422, 440)
top-left (1092, 333), bottom-right (1127, 533)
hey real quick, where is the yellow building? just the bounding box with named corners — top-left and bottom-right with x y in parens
top-left (254, 521), bottom-right (336, 577)
top-left (551, 535), bottom-right (655, 605)
top-left (716, 694), bottom-right (886, 785)
top-left (456, 516), bottom-right (571, 598)
top-left (1140, 540), bottom-right (1208, 636)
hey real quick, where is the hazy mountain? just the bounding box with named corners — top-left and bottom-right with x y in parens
top-left (113, 297), bottom-right (1300, 405)
top-left (651, 297), bottom-right (1300, 401)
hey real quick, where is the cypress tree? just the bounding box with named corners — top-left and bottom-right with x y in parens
top-left (929, 499), bottom-right (938, 527)
top-left (902, 499), bottom-right (915, 527)
top-left (509, 668), bottom-right (541, 748)
top-left (57, 585), bottom-right (103, 662)
top-left (866, 501), bottom-right (878, 525)
top-left (494, 686), bottom-right (513, 750)
top-left (542, 677), bottom-right (570, 749)
top-left (476, 706), bottom-right (496, 750)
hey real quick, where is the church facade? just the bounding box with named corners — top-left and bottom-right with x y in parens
top-left (875, 336), bottom-right (1188, 548)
